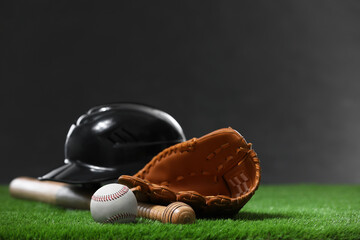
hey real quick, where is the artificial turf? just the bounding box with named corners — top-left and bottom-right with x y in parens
top-left (0, 184), bottom-right (359, 240)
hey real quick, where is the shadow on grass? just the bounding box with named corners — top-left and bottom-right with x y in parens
top-left (196, 211), bottom-right (292, 221)
top-left (233, 211), bottom-right (291, 221)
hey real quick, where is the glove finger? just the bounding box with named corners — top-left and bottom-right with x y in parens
top-left (206, 195), bottom-right (232, 207)
top-left (149, 185), bottom-right (177, 203)
top-left (118, 175), bottom-right (150, 192)
top-left (177, 191), bottom-right (207, 209)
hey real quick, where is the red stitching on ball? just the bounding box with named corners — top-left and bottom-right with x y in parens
top-left (91, 186), bottom-right (129, 202)
top-left (105, 212), bottom-right (136, 223)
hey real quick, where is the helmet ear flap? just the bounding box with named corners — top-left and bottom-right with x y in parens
top-left (39, 103), bottom-right (185, 185)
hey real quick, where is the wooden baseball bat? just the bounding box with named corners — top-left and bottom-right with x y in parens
top-left (9, 177), bottom-right (92, 209)
top-left (9, 177), bottom-right (195, 224)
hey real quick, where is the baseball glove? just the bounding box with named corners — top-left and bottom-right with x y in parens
top-left (118, 127), bottom-right (260, 216)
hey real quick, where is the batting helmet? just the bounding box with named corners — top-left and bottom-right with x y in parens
top-left (39, 103), bottom-right (185, 185)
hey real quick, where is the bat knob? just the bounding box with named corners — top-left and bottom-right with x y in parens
top-left (162, 202), bottom-right (196, 224)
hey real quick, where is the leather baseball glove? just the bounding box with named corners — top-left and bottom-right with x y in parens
top-left (118, 127), bottom-right (260, 216)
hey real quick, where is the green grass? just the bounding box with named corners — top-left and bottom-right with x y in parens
top-left (1, 185), bottom-right (359, 240)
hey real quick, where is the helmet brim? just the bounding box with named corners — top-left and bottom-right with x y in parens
top-left (38, 161), bottom-right (121, 185)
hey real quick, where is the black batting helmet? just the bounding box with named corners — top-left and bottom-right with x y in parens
top-left (39, 103), bottom-right (185, 184)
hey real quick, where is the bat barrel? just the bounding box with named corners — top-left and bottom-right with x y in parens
top-left (137, 202), bottom-right (165, 220)
top-left (137, 202), bottom-right (195, 224)
top-left (162, 202), bottom-right (196, 224)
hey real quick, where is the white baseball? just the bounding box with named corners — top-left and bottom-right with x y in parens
top-left (90, 183), bottom-right (137, 223)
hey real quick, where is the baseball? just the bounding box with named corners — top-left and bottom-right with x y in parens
top-left (90, 183), bottom-right (137, 223)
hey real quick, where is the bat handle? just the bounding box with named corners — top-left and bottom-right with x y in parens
top-left (137, 202), bottom-right (196, 224)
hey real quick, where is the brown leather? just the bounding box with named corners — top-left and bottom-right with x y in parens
top-left (119, 127), bottom-right (260, 216)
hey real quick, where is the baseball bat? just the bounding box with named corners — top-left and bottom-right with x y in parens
top-left (9, 177), bottom-right (92, 209)
top-left (9, 177), bottom-right (195, 224)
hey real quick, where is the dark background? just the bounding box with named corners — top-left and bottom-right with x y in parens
top-left (1, 1), bottom-right (360, 184)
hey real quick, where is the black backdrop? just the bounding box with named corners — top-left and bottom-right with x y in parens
top-left (1, 1), bottom-right (360, 184)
